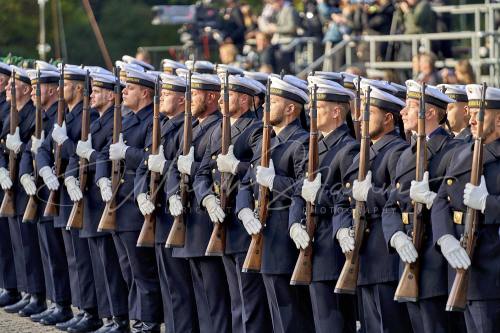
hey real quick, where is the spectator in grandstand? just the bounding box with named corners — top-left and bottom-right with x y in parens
top-left (454, 59), bottom-right (476, 84)
top-left (257, 0), bottom-right (277, 35)
top-left (255, 31), bottom-right (276, 73)
top-left (219, 0), bottom-right (247, 52)
top-left (416, 51), bottom-right (442, 85)
top-left (135, 48), bottom-right (152, 65)
top-left (241, 3), bottom-right (258, 39)
top-left (219, 42), bottom-right (240, 65)
top-left (400, 0), bottom-right (436, 34)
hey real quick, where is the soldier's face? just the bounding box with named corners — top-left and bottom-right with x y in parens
top-left (269, 95), bottom-right (286, 126)
top-left (160, 89), bottom-right (184, 117)
top-left (90, 86), bottom-right (110, 109)
top-left (6, 78), bottom-right (30, 103)
top-left (30, 83), bottom-right (55, 107)
top-left (446, 102), bottom-right (469, 132)
top-left (218, 90), bottom-right (240, 115)
top-left (364, 105), bottom-right (387, 139)
top-left (122, 83), bottom-right (142, 110)
top-left (191, 89), bottom-right (207, 118)
top-left (400, 99), bottom-right (419, 132)
top-left (469, 107), bottom-right (500, 142)
top-left (315, 100), bottom-right (334, 131)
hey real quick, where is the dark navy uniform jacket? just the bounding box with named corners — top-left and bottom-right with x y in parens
top-left (134, 112), bottom-right (184, 244)
top-left (381, 126), bottom-right (460, 299)
top-left (194, 111), bottom-right (262, 255)
top-left (289, 123), bottom-right (358, 282)
top-left (0, 100), bottom-right (36, 217)
top-left (453, 126), bottom-right (472, 143)
top-left (19, 102), bottom-right (58, 222)
top-left (65, 106), bottom-right (113, 238)
top-left (36, 101), bottom-right (99, 228)
top-left (166, 111), bottom-right (222, 258)
top-left (337, 130), bottom-right (408, 285)
top-left (236, 118), bottom-right (308, 275)
top-left (432, 138), bottom-right (500, 301)
top-left (96, 104), bottom-right (153, 233)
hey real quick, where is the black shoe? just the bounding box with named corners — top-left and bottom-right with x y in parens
top-left (141, 322), bottom-right (160, 333)
top-left (55, 311), bottom-right (85, 331)
top-left (0, 289), bottom-right (21, 307)
top-left (18, 293), bottom-right (47, 317)
top-left (130, 321), bottom-right (142, 333)
top-left (31, 303), bottom-right (56, 322)
top-left (67, 311), bottom-right (103, 333)
top-left (106, 316), bottom-right (130, 333)
top-left (40, 304), bottom-right (73, 326)
top-left (4, 293), bottom-right (30, 313)
top-left (94, 318), bottom-right (115, 333)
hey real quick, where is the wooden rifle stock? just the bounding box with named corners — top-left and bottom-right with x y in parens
top-left (446, 82), bottom-right (487, 312)
top-left (137, 77), bottom-right (162, 247)
top-left (206, 71), bottom-right (230, 256)
top-left (166, 71), bottom-right (192, 248)
top-left (335, 86), bottom-right (372, 294)
top-left (290, 84), bottom-right (319, 285)
top-left (394, 83), bottom-right (428, 302)
top-left (44, 64), bottom-right (66, 217)
top-left (23, 69), bottom-right (43, 222)
top-left (242, 78), bottom-right (271, 272)
top-left (0, 70), bottom-right (19, 217)
top-left (98, 70), bottom-right (122, 232)
top-left (66, 71), bottom-right (91, 230)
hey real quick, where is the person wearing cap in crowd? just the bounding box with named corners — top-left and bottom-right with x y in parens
top-left (243, 71), bottom-right (268, 119)
top-left (165, 73), bottom-right (232, 332)
top-left (0, 61), bottom-right (21, 309)
top-left (36, 64), bottom-right (101, 332)
top-left (431, 84), bottom-right (500, 333)
top-left (437, 84), bottom-right (472, 142)
top-left (115, 61), bottom-right (143, 118)
top-left (288, 76), bottom-right (358, 333)
top-left (333, 84), bottom-right (413, 333)
top-left (18, 63), bottom-right (73, 325)
top-left (103, 68), bottom-right (162, 333)
top-left (65, 71), bottom-right (130, 333)
top-left (161, 59), bottom-right (187, 75)
top-left (389, 82), bottom-right (407, 100)
top-left (184, 60), bottom-right (215, 74)
top-left (0, 66), bottom-right (46, 318)
top-left (313, 71), bottom-right (344, 86)
top-left (133, 73), bottom-right (199, 333)
top-left (192, 73), bottom-right (273, 333)
top-left (382, 80), bottom-right (460, 333)
top-left (235, 76), bottom-right (315, 333)
top-left (122, 55), bottom-right (155, 72)
top-left (216, 64), bottom-right (244, 76)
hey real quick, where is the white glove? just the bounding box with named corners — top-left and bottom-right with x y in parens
top-left (39, 166), bottom-right (59, 191)
top-left (6, 127), bottom-right (22, 154)
top-left (217, 145), bottom-right (240, 175)
top-left (109, 133), bottom-right (129, 161)
top-left (238, 208), bottom-right (262, 235)
top-left (52, 122), bottom-right (68, 145)
top-left (76, 134), bottom-right (95, 161)
top-left (30, 131), bottom-right (45, 155)
top-left (463, 175), bottom-right (488, 213)
top-left (301, 173), bottom-right (321, 203)
top-left (20, 174), bottom-right (37, 196)
top-left (256, 159), bottom-right (275, 190)
top-left (202, 194), bottom-right (225, 223)
top-left (137, 193), bottom-right (155, 216)
top-left (410, 171), bottom-right (437, 209)
top-left (148, 145), bottom-right (166, 174)
top-left (352, 170), bottom-right (372, 202)
top-left (177, 146), bottom-right (194, 175)
top-left (438, 234), bottom-right (471, 270)
top-left (289, 223), bottom-right (310, 250)
top-left (64, 176), bottom-right (83, 202)
top-left (390, 231), bottom-right (418, 264)
top-left (97, 177), bottom-right (112, 202)
top-left (336, 228), bottom-right (355, 254)
top-left (168, 195), bottom-right (183, 217)
top-left (0, 167), bottom-right (12, 190)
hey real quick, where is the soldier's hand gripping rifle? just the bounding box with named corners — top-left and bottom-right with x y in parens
top-left (242, 78), bottom-right (272, 273)
top-left (66, 71), bottom-right (90, 230)
top-left (97, 69), bottom-right (122, 232)
top-left (0, 69), bottom-right (19, 217)
top-left (205, 70), bottom-right (230, 256)
top-left (446, 82), bottom-right (487, 312)
top-left (394, 82), bottom-right (427, 302)
top-left (290, 84), bottom-right (319, 285)
top-left (23, 70), bottom-right (43, 222)
top-left (44, 64), bottom-right (66, 217)
top-left (165, 70), bottom-right (192, 248)
top-left (137, 76), bottom-right (162, 247)
top-left (335, 86), bottom-right (372, 294)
